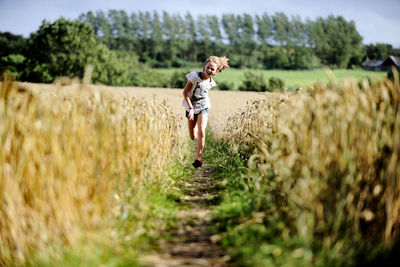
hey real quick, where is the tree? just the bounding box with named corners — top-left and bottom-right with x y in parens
top-left (255, 13), bottom-right (272, 45)
top-left (111, 10), bottom-right (132, 50)
top-left (162, 11), bottom-right (178, 62)
top-left (0, 32), bottom-right (27, 79)
top-left (208, 15), bottom-right (222, 43)
top-left (24, 18), bottom-right (130, 84)
top-left (272, 12), bottom-right (292, 68)
top-left (289, 15), bottom-right (310, 69)
top-left (185, 13), bottom-right (197, 61)
top-left (91, 47), bottom-right (139, 86)
top-left (365, 43), bottom-right (390, 60)
top-left (221, 14), bottom-right (241, 66)
top-left (96, 10), bottom-right (112, 46)
top-left (309, 16), bottom-right (363, 68)
top-left (0, 54), bottom-right (26, 80)
top-left (148, 11), bottom-right (164, 62)
top-left (272, 12), bottom-right (290, 47)
top-left (0, 32), bottom-right (27, 58)
top-left (128, 12), bottom-right (141, 53)
top-left (174, 14), bottom-right (187, 62)
top-left (240, 14), bottom-right (256, 67)
top-left (74, 10), bottom-right (367, 70)
top-left (78, 11), bottom-right (99, 36)
top-left (222, 14), bottom-right (240, 48)
top-left (197, 15), bottom-right (212, 60)
top-left (255, 13), bottom-right (272, 69)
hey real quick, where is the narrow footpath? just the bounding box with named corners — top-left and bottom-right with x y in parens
top-left (140, 166), bottom-right (231, 267)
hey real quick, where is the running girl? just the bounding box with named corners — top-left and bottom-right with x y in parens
top-left (182, 56), bottom-right (230, 168)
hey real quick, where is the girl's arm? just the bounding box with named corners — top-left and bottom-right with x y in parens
top-left (182, 80), bottom-right (195, 120)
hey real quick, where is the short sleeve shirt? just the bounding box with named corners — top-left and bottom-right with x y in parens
top-left (182, 72), bottom-right (217, 113)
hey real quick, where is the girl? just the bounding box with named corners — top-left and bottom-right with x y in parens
top-left (182, 56), bottom-right (230, 168)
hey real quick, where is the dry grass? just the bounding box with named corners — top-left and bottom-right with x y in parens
top-left (223, 71), bottom-right (400, 261)
top-left (208, 90), bottom-right (270, 135)
top-left (0, 78), bottom-right (263, 264)
top-left (20, 83), bottom-right (268, 135)
top-left (107, 86), bottom-right (268, 135)
top-left (0, 79), bottom-right (184, 264)
top-left (8, 70), bottom-right (396, 264)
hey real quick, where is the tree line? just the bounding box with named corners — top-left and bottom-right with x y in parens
top-left (78, 10), bottom-right (399, 69)
top-left (0, 10), bottom-right (399, 86)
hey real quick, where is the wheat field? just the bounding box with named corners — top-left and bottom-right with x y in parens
top-left (19, 82), bottom-right (270, 135)
top-left (0, 79), bottom-right (268, 264)
top-left (3, 71), bottom-right (398, 265)
top-left (0, 80), bottom-right (186, 264)
top-left (222, 72), bottom-right (400, 263)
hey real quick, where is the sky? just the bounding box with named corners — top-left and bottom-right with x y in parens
top-left (0, 0), bottom-right (399, 47)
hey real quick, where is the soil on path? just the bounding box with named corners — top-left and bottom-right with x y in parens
top-left (140, 166), bottom-right (231, 267)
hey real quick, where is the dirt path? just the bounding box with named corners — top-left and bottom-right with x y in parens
top-left (140, 166), bottom-right (231, 267)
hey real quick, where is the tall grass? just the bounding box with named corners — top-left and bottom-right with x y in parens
top-left (0, 78), bottom-right (183, 265)
top-left (222, 70), bottom-right (400, 264)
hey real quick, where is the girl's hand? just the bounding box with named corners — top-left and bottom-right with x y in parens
top-left (188, 108), bottom-right (194, 120)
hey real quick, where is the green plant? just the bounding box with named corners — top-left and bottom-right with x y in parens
top-left (238, 71), bottom-right (269, 92)
top-left (268, 76), bottom-right (285, 91)
top-left (217, 81), bottom-right (235, 91)
top-left (0, 54), bottom-right (26, 80)
top-left (169, 69), bottom-right (191, 88)
top-left (24, 18), bottom-right (100, 83)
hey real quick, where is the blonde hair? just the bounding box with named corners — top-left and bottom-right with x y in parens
top-left (204, 56), bottom-right (230, 73)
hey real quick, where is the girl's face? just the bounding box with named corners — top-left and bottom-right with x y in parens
top-left (204, 62), bottom-right (217, 77)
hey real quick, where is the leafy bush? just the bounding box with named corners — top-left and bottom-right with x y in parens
top-left (0, 54), bottom-right (26, 80)
top-left (264, 52), bottom-right (290, 69)
top-left (134, 68), bottom-right (170, 88)
top-left (171, 58), bottom-right (186, 68)
top-left (238, 71), bottom-right (270, 92)
top-left (217, 81), bottom-right (235, 91)
top-left (268, 76), bottom-right (285, 91)
top-left (91, 45), bottom-right (133, 85)
top-left (169, 69), bottom-right (190, 88)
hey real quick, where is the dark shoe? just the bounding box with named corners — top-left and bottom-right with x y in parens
top-left (192, 159), bottom-right (203, 168)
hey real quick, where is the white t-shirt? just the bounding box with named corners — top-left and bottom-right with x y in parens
top-left (182, 71), bottom-right (217, 113)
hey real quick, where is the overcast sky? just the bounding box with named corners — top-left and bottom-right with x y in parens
top-left (0, 0), bottom-right (399, 47)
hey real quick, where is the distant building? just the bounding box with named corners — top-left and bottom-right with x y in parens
top-left (362, 57), bottom-right (384, 71)
top-left (381, 55), bottom-right (400, 71)
top-left (362, 55), bottom-right (400, 71)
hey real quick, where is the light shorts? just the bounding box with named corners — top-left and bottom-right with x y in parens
top-left (185, 108), bottom-right (209, 120)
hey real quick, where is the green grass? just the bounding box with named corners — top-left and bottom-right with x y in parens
top-left (156, 68), bottom-right (387, 89)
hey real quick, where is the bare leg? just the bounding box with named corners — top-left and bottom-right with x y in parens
top-left (187, 118), bottom-right (198, 140)
top-left (196, 114), bottom-right (208, 160)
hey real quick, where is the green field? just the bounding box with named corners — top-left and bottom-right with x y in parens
top-left (158, 68), bottom-right (387, 89)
